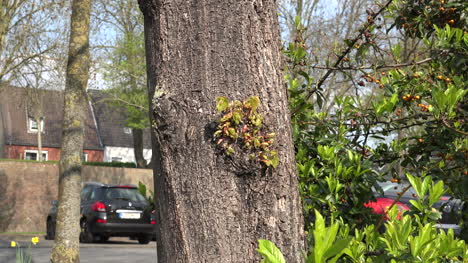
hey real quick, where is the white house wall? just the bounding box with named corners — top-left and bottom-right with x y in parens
top-left (104, 146), bottom-right (152, 164)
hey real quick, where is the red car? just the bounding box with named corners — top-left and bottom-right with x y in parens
top-left (366, 181), bottom-right (463, 235)
top-left (364, 197), bottom-right (409, 220)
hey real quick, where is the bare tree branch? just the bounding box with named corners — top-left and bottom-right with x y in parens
top-left (95, 94), bottom-right (147, 111)
top-left (309, 57), bottom-right (432, 70)
top-left (291, 0), bottom-right (394, 116)
top-left (441, 117), bottom-right (468, 136)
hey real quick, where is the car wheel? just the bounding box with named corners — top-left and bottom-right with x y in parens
top-left (138, 235), bottom-right (151, 244)
top-left (46, 219), bottom-right (55, 240)
top-left (79, 219), bottom-right (95, 243)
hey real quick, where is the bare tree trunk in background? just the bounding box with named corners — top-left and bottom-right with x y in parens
top-left (50, 0), bottom-right (91, 262)
top-left (132, 128), bottom-right (147, 168)
top-left (139, 0), bottom-right (304, 262)
top-left (36, 116), bottom-right (43, 161)
top-left (25, 88), bottom-right (45, 162)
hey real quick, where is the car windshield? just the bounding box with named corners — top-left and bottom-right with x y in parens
top-left (377, 181), bottom-right (452, 200)
top-left (104, 188), bottom-right (146, 202)
top-left (373, 181), bottom-right (418, 198)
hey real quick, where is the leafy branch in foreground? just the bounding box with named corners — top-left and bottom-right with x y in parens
top-left (257, 176), bottom-right (467, 262)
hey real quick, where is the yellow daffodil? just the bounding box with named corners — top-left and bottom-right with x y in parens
top-left (31, 236), bottom-right (39, 245)
top-left (10, 241), bottom-right (16, 247)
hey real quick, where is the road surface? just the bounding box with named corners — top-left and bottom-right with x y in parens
top-left (0, 235), bottom-right (157, 263)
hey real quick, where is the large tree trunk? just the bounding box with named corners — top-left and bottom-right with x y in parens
top-left (139, 1), bottom-right (305, 262)
top-left (132, 128), bottom-right (147, 168)
top-left (50, 0), bottom-right (91, 262)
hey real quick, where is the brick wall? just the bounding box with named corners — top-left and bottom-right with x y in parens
top-left (83, 149), bottom-right (104, 162)
top-left (3, 145), bottom-right (103, 162)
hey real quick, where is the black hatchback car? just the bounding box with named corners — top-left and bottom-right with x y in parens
top-left (46, 182), bottom-right (156, 244)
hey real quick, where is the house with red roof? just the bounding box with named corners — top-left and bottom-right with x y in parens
top-left (0, 87), bottom-right (104, 161)
top-left (0, 86), bottom-right (152, 165)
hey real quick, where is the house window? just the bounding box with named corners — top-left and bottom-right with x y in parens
top-left (111, 157), bottom-right (122, 162)
top-left (28, 117), bottom-right (44, 133)
top-left (24, 150), bottom-right (48, 161)
top-left (123, 127), bottom-right (132, 134)
top-left (82, 153), bottom-right (88, 162)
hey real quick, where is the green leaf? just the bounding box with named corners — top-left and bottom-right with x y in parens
top-left (138, 181), bottom-right (147, 197)
top-left (438, 160), bottom-right (445, 168)
top-left (270, 152), bottom-right (279, 168)
top-left (391, 44), bottom-right (401, 61)
top-left (256, 239), bottom-right (286, 263)
top-left (294, 15), bottom-right (301, 29)
top-left (409, 200), bottom-right (423, 211)
top-left (244, 96), bottom-right (260, 111)
top-left (295, 46), bottom-right (307, 60)
top-left (252, 115), bottom-right (263, 127)
top-left (226, 146), bottom-right (235, 155)
top-left (428, 210), bottom-right (442, 221)
top-left (232, 111), bottom-right (242, 125)
top-left (228, 128), bottom-right (238, 138)
top-left (323, 237), bottom-right (351, 262)
top-left (216, 96), bottom-right (229, 112)
top-left (220, 112), bottom-right (233, 122)
top-left (347, 150), bottom-right (353, 162)
top-left (429, 181), bottom-right (445, 206)
top-left (421, 176), bottom-right (431, 197)
top-left (214, 130), bottom-right (222, 137)
top-left (253, 138), bottom-right (261, 148)
top-left (407, 173), bottom-right (422, 198)
top-left (298, 71), bottom-right (311, 83)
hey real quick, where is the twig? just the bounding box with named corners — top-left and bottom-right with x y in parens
top-left (309, 58), bottom-right (432, 71)
top-left (374, 184), bottom-right (411, 232)
top-left (441, 117), bottom-right (468, 136)
top-left (96, 94), bottom-right (147, 111)
top-left (344, 122), bottom-right (437, 136)
top-left (294, 114), bottom-right (433, 127)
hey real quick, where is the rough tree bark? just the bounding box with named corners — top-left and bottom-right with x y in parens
top-left (50, 0), bottom-right (91, 262)
top-left (132, 128), bottom-right (147, 168)
top-left (139, 0), bottom-right (305, 262)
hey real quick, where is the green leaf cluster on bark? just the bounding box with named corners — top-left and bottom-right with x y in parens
top-left (214, 96), bottom-right (279, 169)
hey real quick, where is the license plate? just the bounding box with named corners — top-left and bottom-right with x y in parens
top-left (118, 212), bottom-right (141, 219)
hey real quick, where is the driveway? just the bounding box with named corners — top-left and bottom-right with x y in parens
top-left (0, 235), bottom-right (157, 263)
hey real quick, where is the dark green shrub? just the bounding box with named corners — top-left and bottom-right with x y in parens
top-left (83, 161), bottom-right (136, 168)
